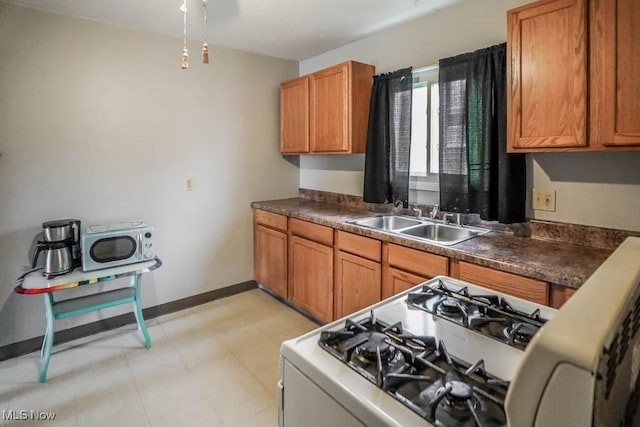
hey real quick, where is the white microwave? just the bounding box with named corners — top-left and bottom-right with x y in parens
top-left (81, 221), bottom-right (154, 272)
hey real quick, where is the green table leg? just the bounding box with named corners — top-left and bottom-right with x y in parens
top-left (39, 293), bottom-right (55, 383)
top-left (131, 274), bottom-right (151, 349)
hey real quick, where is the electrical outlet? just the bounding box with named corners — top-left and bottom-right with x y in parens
top-left (532, 188), bottom-right (556, 211)
top-left (185, 177), bottom-right (194, 191)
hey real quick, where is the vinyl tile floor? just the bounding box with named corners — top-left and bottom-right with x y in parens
top-left (0, 289), bottom-right (320, 427)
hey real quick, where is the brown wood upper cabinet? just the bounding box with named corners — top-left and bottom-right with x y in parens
top-left (507, 0), bottom-right (640, 152)
top-left (280, 77), bottom-right (309, 154)
top-left (280, 60), bottom-right (375, 155)
top-left (590, 0), bottom-right (640, 148)
top-left (507, 0), bottom-right (587, 151)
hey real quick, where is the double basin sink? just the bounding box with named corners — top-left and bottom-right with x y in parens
top-left (346, 215), bottom-right (490, 246)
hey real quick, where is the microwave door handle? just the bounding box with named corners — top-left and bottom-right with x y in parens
top-left (137, 232), bottom-right (143, 258)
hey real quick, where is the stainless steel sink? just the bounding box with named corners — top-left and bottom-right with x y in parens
top-left (348, 215), bottom-right (423, 231)
top-left (346, 215), bottom-right (489, 246)
top-left (399, 223), bottom-right (487, 245)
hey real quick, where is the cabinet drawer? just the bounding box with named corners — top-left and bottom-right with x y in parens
top-left (289, 218), bottom-right (333, 246)
top-left (456, 261), bottom-right (549, 305)
top-left (386, 244), bottom-right (448, 277)
top-left (336, 231), bottom-right (381, 262)
top-left (254, 209), bottom-right (287, 232)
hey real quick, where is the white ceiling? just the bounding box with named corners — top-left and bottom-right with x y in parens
top-left (7, 0), bottom-right (465, 60)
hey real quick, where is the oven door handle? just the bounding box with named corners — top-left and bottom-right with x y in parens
top-left (277, 379), bottom-right (284, 427)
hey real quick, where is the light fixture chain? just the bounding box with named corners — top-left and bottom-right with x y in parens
top-left (181, 0), bottom-right (189, 69)
top-left (202, 0), bottom-right (209, 64)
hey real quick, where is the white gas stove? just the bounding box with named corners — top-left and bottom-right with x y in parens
top-left (279, 237), bottom-right (640, 426)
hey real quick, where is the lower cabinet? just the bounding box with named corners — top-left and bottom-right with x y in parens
top-left (254, 210), bottom-right (288, 299)
top-left (255, 211), bottom-right (567, 318)
top-left (288, 219), bottom-right (334, 323)
top-left (382, 244), bottom-right (449, 299)
top-left (549, 284), bottom-right (577, 308)
top-left (334, 231), bottom-right (382, 318)
top-left (451, 260), bottom-right (549, 305)
top-left (383, 267), bottom-right (428, 299)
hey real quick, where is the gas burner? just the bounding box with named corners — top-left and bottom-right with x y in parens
top-left (504, 322), bottom-right (538, 347)
top-left (432, 372), bottom-right (506, 427)
top-left (436, 384), bottom-right (479, 427)
top-left (320, 312), bottom-right (412, 386)
top-left (349, 339), bottom-right (407, 385)
top-left (437, 297), bottom-right (467, 318)
top-left (448, 380), bottom-right (474, 401)
top-left (394, 370), bottom-right (507, 427)
top-left (354, 332), bottom-right (391, 362)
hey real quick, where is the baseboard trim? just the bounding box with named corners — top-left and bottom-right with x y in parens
top-left (257, 284), bottom-right (323, 326)
top-left (0, 280), bottom-right (258, 362)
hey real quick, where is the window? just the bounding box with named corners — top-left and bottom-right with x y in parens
top-left (410, 67), bottom-right (439, 178)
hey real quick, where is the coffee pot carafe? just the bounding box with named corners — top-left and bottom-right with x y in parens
top-left (32, 219), bottom-right (81, 278)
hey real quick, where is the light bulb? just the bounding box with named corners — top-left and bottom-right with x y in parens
top-left (181, 48), bottom-right (189, 69)
top-left (202, 43), bottom-right (209, 64)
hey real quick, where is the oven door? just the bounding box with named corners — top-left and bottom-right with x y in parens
top-left (280, 359), bottom-right (365, 427)
top-left (82, 232), bottom-right (142, 271)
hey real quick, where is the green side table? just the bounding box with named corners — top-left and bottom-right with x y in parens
top-left (14, 257), bottom-right (162, 382)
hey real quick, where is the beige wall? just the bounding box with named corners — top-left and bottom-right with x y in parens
top-left (298, 0), bottom-right (640, 232)
top-left (0, 4), bottom-right (299, 346)
top-left (528, 153), bottom-right (640, 230)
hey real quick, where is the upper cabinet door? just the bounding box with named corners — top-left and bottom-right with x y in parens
top-left (279, 61), bottom-right (374, 155)
top-left (309, 63), bottom-right (350, 153)
top-left (280, 76), bottom-right (310, 154)
top-left (590, 0), bottom-right (640, 148)
top-left (507, 0), bottom-right (587, 151)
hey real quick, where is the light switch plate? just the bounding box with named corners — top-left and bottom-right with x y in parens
top-left (185, 177), bottom-right (194, 191)
top-left (532, 188), bottom-right (556, 211)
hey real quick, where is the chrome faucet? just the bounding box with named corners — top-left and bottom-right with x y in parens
top-left (442, 213), bottom-right (463, 226)
top-left (410, 205), bottom-right (423, 217)
top-left (442, 213), bottom-right (454, 225)
top-left (429, 204), bottom-right (439, 219)
top-left (392, 199), bottom-right (405, 215)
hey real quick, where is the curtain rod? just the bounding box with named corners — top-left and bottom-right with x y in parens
top-left (413, 64), bottom-right (438, 73)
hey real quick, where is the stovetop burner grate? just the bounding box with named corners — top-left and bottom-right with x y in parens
top-left (406, 279), bottom-right (548, 350)
top-left (318, 310), bottom-right (508, 426)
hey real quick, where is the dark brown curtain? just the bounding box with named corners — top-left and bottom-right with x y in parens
top-left (439, 43), bottom-right (525, 223)
top-left (363, 67), bottom-right (412, 207)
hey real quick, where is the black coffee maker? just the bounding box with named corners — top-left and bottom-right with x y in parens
top-left (32, 219), bottom-right (81, 278)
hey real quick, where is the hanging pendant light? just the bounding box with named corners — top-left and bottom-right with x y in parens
top-left (202, 0), bottom-right (209, 64)
top-left (180, 0), bottom-right (189, 69)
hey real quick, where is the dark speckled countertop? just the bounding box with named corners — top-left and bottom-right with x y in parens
top-left (251, 198), bottom-right (614, 289)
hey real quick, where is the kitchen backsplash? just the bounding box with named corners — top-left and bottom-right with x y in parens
top-left (297, 188), bottom-right (531, 236)
top-left (298, 188), bottom-right (385, 211)
top-left (530, 220), bottom-right (640, 250)
top-left (297, 188), bottom-right (639, 248)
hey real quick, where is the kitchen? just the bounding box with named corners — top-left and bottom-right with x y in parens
top-left (1, 0), bottom-right (640, 426)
